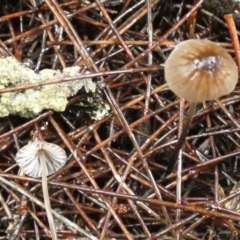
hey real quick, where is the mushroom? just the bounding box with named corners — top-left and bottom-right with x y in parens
top-left (164, 39), bottom-right (238, 175)
top-left (15, 139), bottom-right (67, 240)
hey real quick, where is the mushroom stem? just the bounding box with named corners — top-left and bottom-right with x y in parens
top-left (165, 102), bottom-right (197, 175)
top-left (40, 150), bottom-right (57, 240)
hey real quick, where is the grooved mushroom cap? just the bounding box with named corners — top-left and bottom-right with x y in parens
top-left (164, 39), bottom-right (238, 102)
top-left (15, 139), bottom-right (67, 178)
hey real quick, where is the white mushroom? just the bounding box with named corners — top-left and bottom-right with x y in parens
top-left (16, 139), bottom-right (67, 177)
top-left (15, 139), bottom-right (67, 240)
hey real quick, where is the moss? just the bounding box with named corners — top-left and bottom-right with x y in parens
top-left (0, 57), bottom-right (96, 118)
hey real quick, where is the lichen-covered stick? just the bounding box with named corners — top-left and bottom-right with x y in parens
top-left (0, 57), bottom-right (96, 118)
top-left (15, 139), bottom-right (67, 240)
top-left (164, 39), bottom-right (238, 175)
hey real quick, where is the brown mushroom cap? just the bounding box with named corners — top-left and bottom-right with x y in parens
top-left (164, 39), bottom-right (238, 102)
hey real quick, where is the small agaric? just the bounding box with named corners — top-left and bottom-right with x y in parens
top-left (15, 139), bottom-right (67, 240)
top-left (164, 39), bottom-right (238, 175)
top-left (165, 39), bottom-right (238, 102)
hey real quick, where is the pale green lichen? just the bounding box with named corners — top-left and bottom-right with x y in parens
top-left (77, 96), bottom-right (111, 121)
top-left (91, 102), bottom-right (111, 121)
top-left (0, 57), bottom-right (97, 118)
top-left (0, 57), bottom-right (39, 85)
